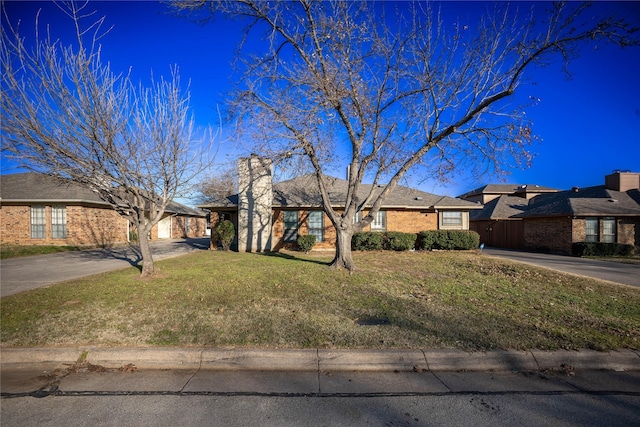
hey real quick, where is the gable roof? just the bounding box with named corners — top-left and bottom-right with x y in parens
top-left (518, 185), bottom-right (640, 218)
top-left (470, 184), bottom-right (640, 220)
top-left (470, 195), bottom-right (530, 220)
top-left (0, 173), bottom-right (204, 217)
top-left (1, 173), bottom-right (106, 205)
top-left (204, 174), bottom-right (480, 211)
top-left (459, 183), bottom-right (558, 199)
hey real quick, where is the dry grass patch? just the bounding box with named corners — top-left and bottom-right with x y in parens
top-left (1, 250), bottom-right (638, 350)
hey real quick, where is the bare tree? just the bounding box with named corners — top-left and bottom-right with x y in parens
top-left (196, 167), bottom-right (237, 205)
top-left (1, 1), bottom-right (215, 277)
top-left (173, 1), bottom-right (638, 272)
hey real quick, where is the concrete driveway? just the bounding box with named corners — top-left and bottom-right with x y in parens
top-left (0, 238), bottom-right (210, 298)
top-left (483, 248), bottom-right (640, 288)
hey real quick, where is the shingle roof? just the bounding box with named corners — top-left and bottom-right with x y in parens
top-left (1, 173), bottom-right (106, 204)
top-left (519, 185), bottom-right (640, 217)
top-left (470, 195), bottom-right (530, 220)
top-left (0, 173), bottom-right (204, 217)
top-left (206, 174), bottom-right (480, 210)
top-left (459, 183), bottom-right (557, 199)
top-left (470, 184), bottom-right (640, 220)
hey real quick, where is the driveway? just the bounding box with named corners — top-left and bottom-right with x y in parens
top-left (483, 248), bottom-right (640, 288)
top-left (0, 238), bottom-right (210, 298)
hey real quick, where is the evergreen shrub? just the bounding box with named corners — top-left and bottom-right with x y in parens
top-left (572, 242), bottom-right (635, 257)
top-left (351, 232), bottom-right (384, 250)
top-left (213, 220), bottom-right (235, 251)
top-left (297, 234), bottom-right (317, 253)
top-left (417, 230), bottom-right (480, 251)
top-left (384, 232), bottom-right (417, 251)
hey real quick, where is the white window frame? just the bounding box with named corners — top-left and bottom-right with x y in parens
top-left (308, 210), bottom-right (324, 242)
top-left (283, 210), bottom-right (299, 242)
top-left (370, 210), bottom-right (386, 231)
top-left (442, 211), bottom-right (463, 226)
top-left (585, 217), bottom-right (598, 242)
top-left (51, 205), bottom-right (67, 239)
top-left (30, 205), bottom-right (46, 239)
top-left (601, 217), bottom-right (616, 243)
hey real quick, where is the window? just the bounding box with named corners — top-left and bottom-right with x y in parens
top-left (601, 217), bottom-right (616, 243)
top-left (51, 205), bottom-right (67, 239)
top-left (442, 211), bottom-right (463, 226)
top-left (283, 210), bottom-right (299, 242)
top-left (353, 210), bottom-right (361, 224)
top-left (371, 210), bottom-right (386, 231)
top-left (308, 210), bottom-right (324, 242)
top-left (585, 217), bottom-right (598, 242)
top-left (30, 205), bottom-right (46, 239)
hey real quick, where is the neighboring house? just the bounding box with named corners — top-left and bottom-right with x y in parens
top-left (0, 173), bottom-right (207, 247)
top-left (460, 171), bottom-right (640, 254)
top-left (201, 155), bottom-right (481, 252)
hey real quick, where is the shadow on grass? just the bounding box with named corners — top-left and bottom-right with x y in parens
top-left (258, 251), bottom-right (332, 267)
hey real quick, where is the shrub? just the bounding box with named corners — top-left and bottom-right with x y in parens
top-left (572, 242), bottom-right (635, 257)
top-left (417, 230), bottom-right (480, 251)
top-left (212, 220), bottom-right (235, 251)
top-left (384, 232), bottom-right (417, 251)
top-left (297, 234), bottom-right (316, 253)
top-left (352, 232), bottom-right (383, 251)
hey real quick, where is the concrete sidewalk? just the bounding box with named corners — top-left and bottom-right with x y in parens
top-left (2, 347), bottom-right (639, 372)
top-left (2, 348), bottom-right (639, 397)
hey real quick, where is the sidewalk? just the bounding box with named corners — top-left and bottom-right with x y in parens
top-left (2, 348), bottom-right (639, 396)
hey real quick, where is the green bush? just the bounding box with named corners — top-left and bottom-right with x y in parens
top-left (384, 232), bottom-right (417, 251)
top-left (417, 230), bottom-right (480, 251)
top-left (572, 242), bottom-right (635, 257)
top-left (213, 220), bottom-right (235, 251)
top-left (352, 232), bottom-right (384, 251)
top-left (296, 234), bottom-right (316, 253)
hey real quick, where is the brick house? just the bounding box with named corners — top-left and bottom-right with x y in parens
top-left (0, 173), bottom-right (207, 247)
top-left (201, 155), bottom-right (481, 252)
top-left (460, 171), bottom-right (640, 254)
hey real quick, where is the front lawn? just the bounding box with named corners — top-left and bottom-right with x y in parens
top-left (1, 250), bottom-right (638, 350)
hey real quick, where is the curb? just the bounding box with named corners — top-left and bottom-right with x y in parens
top-left (1, 347), bottom-right (639, 372)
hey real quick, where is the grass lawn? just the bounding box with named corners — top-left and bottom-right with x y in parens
top-left (1, 250), bottom-right (638, 351)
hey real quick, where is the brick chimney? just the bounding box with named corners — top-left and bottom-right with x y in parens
top-left (237, 154), bottom-right (273, 252)
top-left (605, 171), bottom-right (640, 192)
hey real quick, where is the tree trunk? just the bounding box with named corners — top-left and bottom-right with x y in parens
top-left (138, 230), bottom-right (156, 277)
top-left (330, 226), bottom-right (355, 273)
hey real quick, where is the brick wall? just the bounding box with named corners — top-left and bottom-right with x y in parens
top-left (378, 210), bottom-right (437, 233)
top-left (618, 218), bottom-right (639, 246)
top-left (171, 216), bottom-right (207, 238)
top-left (523, 216), bottom-right (573, 254)
top-left (271, 208), bottom-right (438, 251)
top-left (0, 204), bottom-right (128, 246)
top-left (272, 209), bottom-right (337, 251)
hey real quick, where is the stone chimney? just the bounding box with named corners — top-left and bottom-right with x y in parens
top-left (605, 171), bottom-right (640, 192)
top-left (237, 154), bottom-right (273, 252)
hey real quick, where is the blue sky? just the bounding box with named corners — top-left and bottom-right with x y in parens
top-left (2, 1), bottom-right (639, 198)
